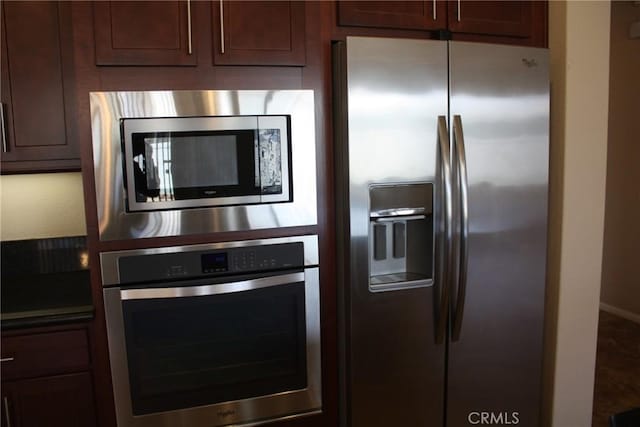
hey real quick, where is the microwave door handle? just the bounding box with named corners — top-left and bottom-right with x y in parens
top-left (120, 272), bottom-right (304, 300)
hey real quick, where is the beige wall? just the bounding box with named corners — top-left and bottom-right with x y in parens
top-left (0, 172), bottom-right (87, 241)
top-left (600, 1), bottom-right (640, 320)
top-left (543, 1), bottom-right (611, 426)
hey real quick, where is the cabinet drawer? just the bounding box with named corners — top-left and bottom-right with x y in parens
top-left (3, 373), bottom-right (97, 427)
top-left (1, 329), bottom-right (90, 381)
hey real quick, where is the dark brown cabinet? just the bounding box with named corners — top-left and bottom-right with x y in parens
top-left (447, 1), bottom-right (535, 39)
top-left (1, 326), bottom-right (96, 427)
top-left (0, 1), bottom-right (80, 173)
top-left (2, 374), bottom-right (96, 427)
top-left (92, 1), bottom-right (306, 67)
top-left (337, 1), bottom-right (447, 31)
top-left (336, 0), bottom-right (547, 47)
top-left (93, 1), bottom-right (197, 66)
top-left (212, 1), bottom-right (306, 66)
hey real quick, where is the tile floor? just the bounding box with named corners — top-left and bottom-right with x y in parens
top-left (592, 310), bottom-right (640, 427)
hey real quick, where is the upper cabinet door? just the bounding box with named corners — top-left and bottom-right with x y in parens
top-left (448, 0), bottom-right (534, 39)
top-left (336, 1), bottom-right (447, 30)
top-left (1, 1), bottom-right (79, 173)
top-left (334, 1), bottom-right (546, 47)
top-left (212, 1), bottom-right (306, 66)
top-left (93, 1), bottom-right (196, 66)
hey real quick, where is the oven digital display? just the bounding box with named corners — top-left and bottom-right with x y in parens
top-left (201, 252), bottom-right (228, 273)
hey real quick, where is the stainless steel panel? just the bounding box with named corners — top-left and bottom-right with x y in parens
top-left (337, 37), bottom-right (447, 427)
top-left (90, 90), bottom-right (317, 241)
top-left (447, 42), bottom-right (549, 427)
top-left (100, 234), bottom-right (319, 286)
top-left (104, 266), bottom-right (321, 427)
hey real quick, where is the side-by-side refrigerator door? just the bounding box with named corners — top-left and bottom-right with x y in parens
top-left (335, 37), bottom-right (448, 427)
top-left (447, 42), bottom-right (549, 427)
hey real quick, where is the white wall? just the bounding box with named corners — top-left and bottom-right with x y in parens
top-left (600, 1), bottom-right (640, 321)
top-left (0, 172), bottom-right (87, 241)
top-left (543, 1), bottom-right (611, 426)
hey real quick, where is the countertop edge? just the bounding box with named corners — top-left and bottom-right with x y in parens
top-left (1, 307), bottom-right (95, 331)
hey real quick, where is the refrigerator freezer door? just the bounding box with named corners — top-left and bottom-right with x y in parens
top-left (336, 37), bottom-right (448, 427)
top-left (447, 42), bottom-right (549, 427)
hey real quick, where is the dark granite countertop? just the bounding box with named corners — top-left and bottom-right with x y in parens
top-left (1, 237), bottom-right (94, 330)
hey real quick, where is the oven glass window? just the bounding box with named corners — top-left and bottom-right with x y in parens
top-left (121, 282), bottom-right (307, 415)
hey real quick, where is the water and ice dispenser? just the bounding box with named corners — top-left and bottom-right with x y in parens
top-left (368, 183), bottom-right (433, 292)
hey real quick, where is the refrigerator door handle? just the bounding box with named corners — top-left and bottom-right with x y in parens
top-left (452, 115), bottom-right (469, 341)
top-left (436, 115), bottom-right (453, 344)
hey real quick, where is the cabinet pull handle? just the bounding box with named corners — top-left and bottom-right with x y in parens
top-left (3, 396), bottom-right (11, 427)
top-left (0, 357), bottom-right (14, 363)
top-left (457, 0), bottom-right (461, 22)
top-left (1, 103), bottom-right (7, 153)
top-left (187, 0), bottom-right (192, 55)
top-left (219, 0), bottom-right (225, 54)
top-left (433, 0), bottom-right (436, 20)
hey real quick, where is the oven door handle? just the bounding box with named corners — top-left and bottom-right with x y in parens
top-left (120, 271), bottom-right (305, 300)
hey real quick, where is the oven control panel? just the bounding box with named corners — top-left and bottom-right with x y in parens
top-left (118, 242), bottom-right (304, 284)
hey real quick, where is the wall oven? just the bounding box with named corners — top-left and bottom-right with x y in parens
top-left (100, 235), bottom-right (321, 427)
top-left (90, 90), bottom-right (317, 241)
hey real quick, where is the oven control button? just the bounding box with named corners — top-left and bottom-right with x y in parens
top-left (167, 265), bottom-right (186, 277)
top-left (233, 252), bottom-right (256, 270)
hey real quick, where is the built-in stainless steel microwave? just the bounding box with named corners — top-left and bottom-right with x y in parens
top-left (123, 115), bottom-right (290, 211)
top-left (90, 90), bottom-right (317, 241)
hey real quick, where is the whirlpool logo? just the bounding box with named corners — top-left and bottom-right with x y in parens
top-left (217, 409), bottom-right (235, 418)
top-left (467, 412), bottom-right (520, 425)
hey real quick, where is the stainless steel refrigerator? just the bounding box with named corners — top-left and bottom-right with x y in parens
top-left (334, 37), bottom-right (549, 427)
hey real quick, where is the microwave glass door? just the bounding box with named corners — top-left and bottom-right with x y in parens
top-left (120, 280), bottom-right (307, 416)
top-left (122, 116), bottom-right (290, 212)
